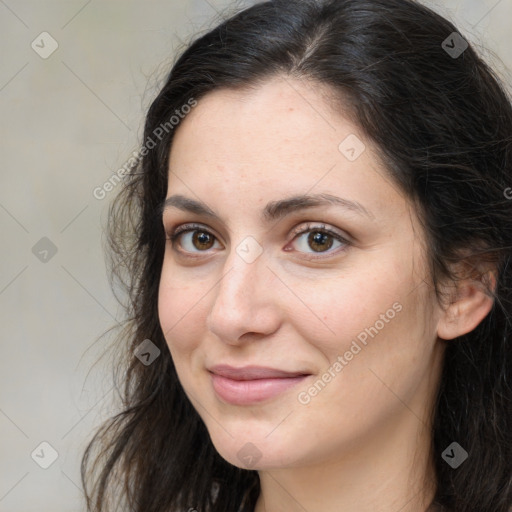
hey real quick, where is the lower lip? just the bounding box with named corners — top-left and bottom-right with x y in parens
top-left (210, 373), bottom-right (310, 405)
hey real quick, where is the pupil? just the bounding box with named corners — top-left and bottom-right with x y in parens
top-left (309, 232), bottom-right (333, 252)
top-left (194, 231), bottom-right (213, 249)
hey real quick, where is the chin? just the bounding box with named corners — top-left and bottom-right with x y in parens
top-left (207, 428), bottom-right (303, 470)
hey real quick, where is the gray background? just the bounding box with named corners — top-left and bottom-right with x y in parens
top-left (1, 1), bottom-right (510, 510)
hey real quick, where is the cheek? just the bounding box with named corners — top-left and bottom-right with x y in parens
top-left (290, 257), bottom-right (430, 402)
top-left (283, 262), bottom-right (408, 358)
top-left (157, 268), bottom-right (206, 353)
top-left (292, 289), bottom-right (431, 444)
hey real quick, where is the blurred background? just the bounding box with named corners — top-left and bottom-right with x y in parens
top-left (0, 0), bottom-right (510, 510)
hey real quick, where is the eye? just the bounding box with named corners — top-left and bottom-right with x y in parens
top-left (287, 223), bottom-right (351, 258)
top-left (165, 222), bottom-right (351, 259)
top-left (166, 224), bottom-right (221, 255)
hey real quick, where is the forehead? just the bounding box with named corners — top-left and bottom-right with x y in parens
top-left (166, 76), bottom-right (407, 222)
top-left (172, 78), bottom-right (359, 169)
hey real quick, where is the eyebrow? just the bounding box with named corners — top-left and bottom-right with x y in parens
top-left (159, 193), bottom-right (374, 223)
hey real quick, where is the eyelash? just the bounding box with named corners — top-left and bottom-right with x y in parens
top-left (165, 222), bottom-right (351, 260)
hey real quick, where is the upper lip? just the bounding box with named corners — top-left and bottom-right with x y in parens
top-left (208, 364), bottom-right (311, 381)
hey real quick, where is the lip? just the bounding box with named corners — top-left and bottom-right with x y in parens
top-left (208, 365), bottom-right (311, 405)
top-left (208, 364), bottom-right (310, 380)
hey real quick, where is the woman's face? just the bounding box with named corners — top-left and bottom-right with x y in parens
top-left (158, 76), bottom-right (445, 471)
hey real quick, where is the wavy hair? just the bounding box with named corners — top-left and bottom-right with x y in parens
top-left (81, 1), bottom-right (512, 510)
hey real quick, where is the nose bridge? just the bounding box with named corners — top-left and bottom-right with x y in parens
top-left (214, 244), bottom-right (264, 311)
top-left (206, 239), bottom-right (277, 340)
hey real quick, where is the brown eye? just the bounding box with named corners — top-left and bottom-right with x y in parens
top-left (289, 223), bottom-right (351, 259)
top-left (167, 225), bottom-right (221, 254)
top-left (191, 231), bottom-right (215, 250)
top-left (307, 231), bottom-right (334, 252)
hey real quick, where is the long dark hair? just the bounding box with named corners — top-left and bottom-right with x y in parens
top-left (81, 1), bottom-right (512, 510)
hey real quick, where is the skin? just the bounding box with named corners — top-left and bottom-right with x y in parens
top-left (157, 75), bottom-right (495, 512)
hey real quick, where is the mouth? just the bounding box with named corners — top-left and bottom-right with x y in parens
top-left (208, 364), bottom-right (312, 405)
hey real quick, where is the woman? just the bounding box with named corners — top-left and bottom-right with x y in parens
top-left (81, 0), bottom-right (512, 511)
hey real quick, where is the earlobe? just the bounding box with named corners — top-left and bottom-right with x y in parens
top-left (436, 269), bottom-right (496, 341)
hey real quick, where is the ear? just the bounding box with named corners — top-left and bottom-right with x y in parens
top-left (436, 263), bottom-right (497, 341)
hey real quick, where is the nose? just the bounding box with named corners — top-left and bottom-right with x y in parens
top-left (206, 245), bottom-right (281, 345)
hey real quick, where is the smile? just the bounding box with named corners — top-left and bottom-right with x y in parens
top-left (209, 373), bottom-right (310, 405)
